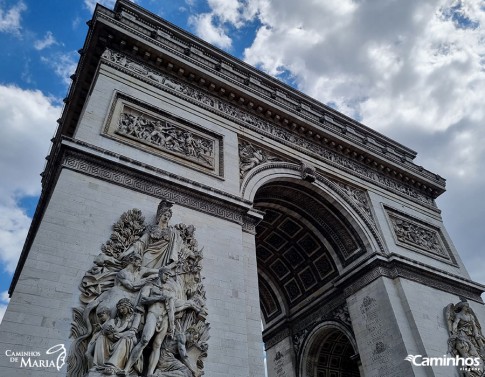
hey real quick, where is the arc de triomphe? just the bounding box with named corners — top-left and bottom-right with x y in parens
top-left (1, 1), bottom-right (484, 377)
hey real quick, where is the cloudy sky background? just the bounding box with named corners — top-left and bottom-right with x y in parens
top-left (1, 0), bottom-right (485, 323)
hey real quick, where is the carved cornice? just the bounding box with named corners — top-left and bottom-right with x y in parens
top-left (9, 140), bottom-right (259, 295)
top-left (262, 255), bottom-right (485, 349)
top-left (54, 3), bottom-right (447, 206)
top-left (263, 328), bottom-right (291, 350)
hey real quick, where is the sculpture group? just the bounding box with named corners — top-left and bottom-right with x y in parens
top-left (68, 200), bottom-right (209, 377)
top-left (117, 111), bottom-right (214, 167)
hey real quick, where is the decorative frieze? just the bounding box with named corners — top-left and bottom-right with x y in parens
top-left (99, 3), bottom-right (441, 178)
top-left (334, 181), bottom-right (375, 225)
top-left (267, 302), bottom-right (352, 355)
top-left (385, 206), bottom-right (456, 263)
top-left (341, 258), bottom-right (482, 302)
top-left (100, 49), bottom-right (438, 210)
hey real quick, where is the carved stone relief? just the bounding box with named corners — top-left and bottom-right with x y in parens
top-left (334, 181), bottom-right (375, 225)
top-left (359, 295), bottom-right (401, 377)
top-left (445, 301), bottom-right (485, 376)
top-left (117, 110), bottom-right (214, 167)
top-left (238, 140), bottom-right (282, 180)
top-left (104, 93), bottom-right (223, 176)
top-left (300, 161), bottom-right (316, 183)
top-left (385, 206), bottom-right (456, 263)
top-left (68, 200), bottom-right (209, 377)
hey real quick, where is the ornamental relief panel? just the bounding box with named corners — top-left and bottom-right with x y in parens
top-left (68, 200), bottom-right (209, 377)
top-left (385, 206), bottom-right (457, 264)
top-left (103, 93), bottom-right (223, 177)
top-left (291, 303), bottom-right (352, 357)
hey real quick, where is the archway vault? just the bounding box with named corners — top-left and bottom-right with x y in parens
top-left (253, 179), bottom-right (371, 325)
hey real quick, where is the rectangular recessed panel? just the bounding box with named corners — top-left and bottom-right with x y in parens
top-left (314, 254), bottom-right (334, 280)
top-left (279, 218), bottom-right (302, 237)
top-left (265, 232), bottom-right (287, 251)
top-left (283, 247), bottom-right (305, 268)
top-left (299, 267), bottom-right (317, 290)
top-left (270, 259), bottom-right (290, 279)
top-left (298, 234), bottom-right (320, 256)
top-left (284, 279), bottom-right (302, 302)
top-left (103, 93), bottom-right (224, 176)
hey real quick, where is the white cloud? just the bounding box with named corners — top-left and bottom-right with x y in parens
top-left (83, 0), bottom-right (135, 13)
top-left (84, 0), bottom-right (117, 13)
top-left (0, 0), bottom-right (26, 35)
top-left (0, 85), bottom-right (61, 275)
top-left (41, 51), bottom-right (78, 86)
top-left (0, 291), bottom-right (10, 324)
top-left (34, 31), bottom-right (57, 50)
top-left (189, 13), bottom-right (232, 49)
top-left (189, 0), bottom-right (265, 50)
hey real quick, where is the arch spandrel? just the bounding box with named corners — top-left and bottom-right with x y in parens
top-left (243, 162), bottom-right (386, 255)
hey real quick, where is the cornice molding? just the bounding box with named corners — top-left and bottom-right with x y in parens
top-left (99, 48), bottom-right (441, 210)
top-left (61, 148), bottom-right (257, 228)
top-left (262, 256), bottom-right (485, 349)
top-left (109, 0), bottom-right (419, 164)
top-left (9, 141), bottom-right (260, 296)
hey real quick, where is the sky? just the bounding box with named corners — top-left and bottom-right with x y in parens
top-left (1, 0), bottom-right (485, 323)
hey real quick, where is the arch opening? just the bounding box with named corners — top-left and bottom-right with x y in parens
top-left (253, 179), bottom-right (365, 377)
top-left (303, 326), bottom-right (360, 377)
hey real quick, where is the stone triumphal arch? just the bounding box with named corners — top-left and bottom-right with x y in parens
top-left (1, 1), bottom-right (485, 377)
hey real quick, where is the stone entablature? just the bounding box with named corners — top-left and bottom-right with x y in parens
top-left (98, 48), bottom-right (439, 210)
top-left (9, 138), bottom-right (263, 296)
top-left (52, 0), bottom-right (446, 204)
